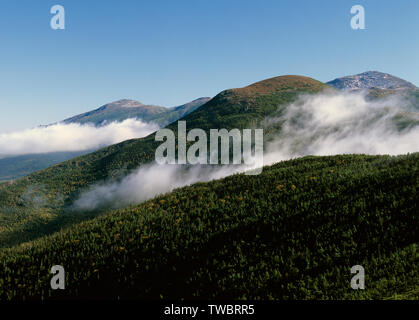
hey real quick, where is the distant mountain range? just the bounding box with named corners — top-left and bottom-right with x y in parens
top-left (327, 71), bottom-right (417, 90)
top-left (0, 151), bottom-right (93, 182)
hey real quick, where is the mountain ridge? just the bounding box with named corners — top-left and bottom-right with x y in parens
top-left (62, 97), bottom-right (211, 126)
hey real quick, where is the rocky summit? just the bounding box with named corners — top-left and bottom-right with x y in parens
top-left (327, 71), bottom-right (417, 90)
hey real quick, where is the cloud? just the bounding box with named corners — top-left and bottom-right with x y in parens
top-left (72, 163), bottom-right (246, 210)
top-left (0, 119), bottom-right (159, 156)
top-left (73, 90), bottom-right (419, 211)
top-left (263, 90), bottom-right (419, 164)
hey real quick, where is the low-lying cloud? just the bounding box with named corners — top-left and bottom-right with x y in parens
top-left (73, 163), bottom-right (246, 210)
top-left (74, 90), bottom-right (419, 211)
top-left (0, 119), bottom-right (159, 156)
top-left (263, 90), bottom-right (419, 163)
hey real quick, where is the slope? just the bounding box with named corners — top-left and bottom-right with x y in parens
top-left (0, 153), bottom-right (417, 300)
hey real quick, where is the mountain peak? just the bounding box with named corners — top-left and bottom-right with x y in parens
top-left (102, 99), bottom-right (145, 109)
top-left (61, 97), bottom-right (211, 126)
top-left (229, 75), bottom-right (326, 97)
top-left (327, 71), bottom-right (417, 90)
top-left (62, 99), bottom-right (166, 125)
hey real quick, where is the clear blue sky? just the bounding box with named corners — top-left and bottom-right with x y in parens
top-left (0, 0), bottom-right (418, 132)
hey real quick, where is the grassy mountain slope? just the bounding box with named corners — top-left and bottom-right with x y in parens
top-left (180, 75), bottom-right (326, 130)
top-left (0, 75), bottom-right (327, 247)
top-left (0, 153), bottom-right (417, 300)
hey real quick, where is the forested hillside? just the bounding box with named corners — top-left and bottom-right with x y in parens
top-left (0, 154), bottom-right (417, 300)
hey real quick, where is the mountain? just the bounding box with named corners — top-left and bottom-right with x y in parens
top-left (62, 97), bottom-right (211, 127)
top-left (327, 71), bottom-right (417, 91)
top-left (0, 97), bottom-right (211, 182)
top-left (1, 74), bottom-right (418, 248)
top-left (62, 99), bottom-right (166, 125)
top-left (0, 74), bottom-right (418, 300)
top-left (1, 153), bottom-right (418, 299)
top-left (0, 75), bottom-right (327, 247)
top-left (176, 75), bottom-right (326, 130)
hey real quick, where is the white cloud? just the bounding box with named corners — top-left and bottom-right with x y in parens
top-left (73, 163), bottom-right (245, 210)
top-left (264, 90), bottom-right (419, 163)
top-left (0, 119), bottom-right (159, 156)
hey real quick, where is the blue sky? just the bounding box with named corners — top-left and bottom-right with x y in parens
top-left (0, 0), bottom-right (418, 132)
